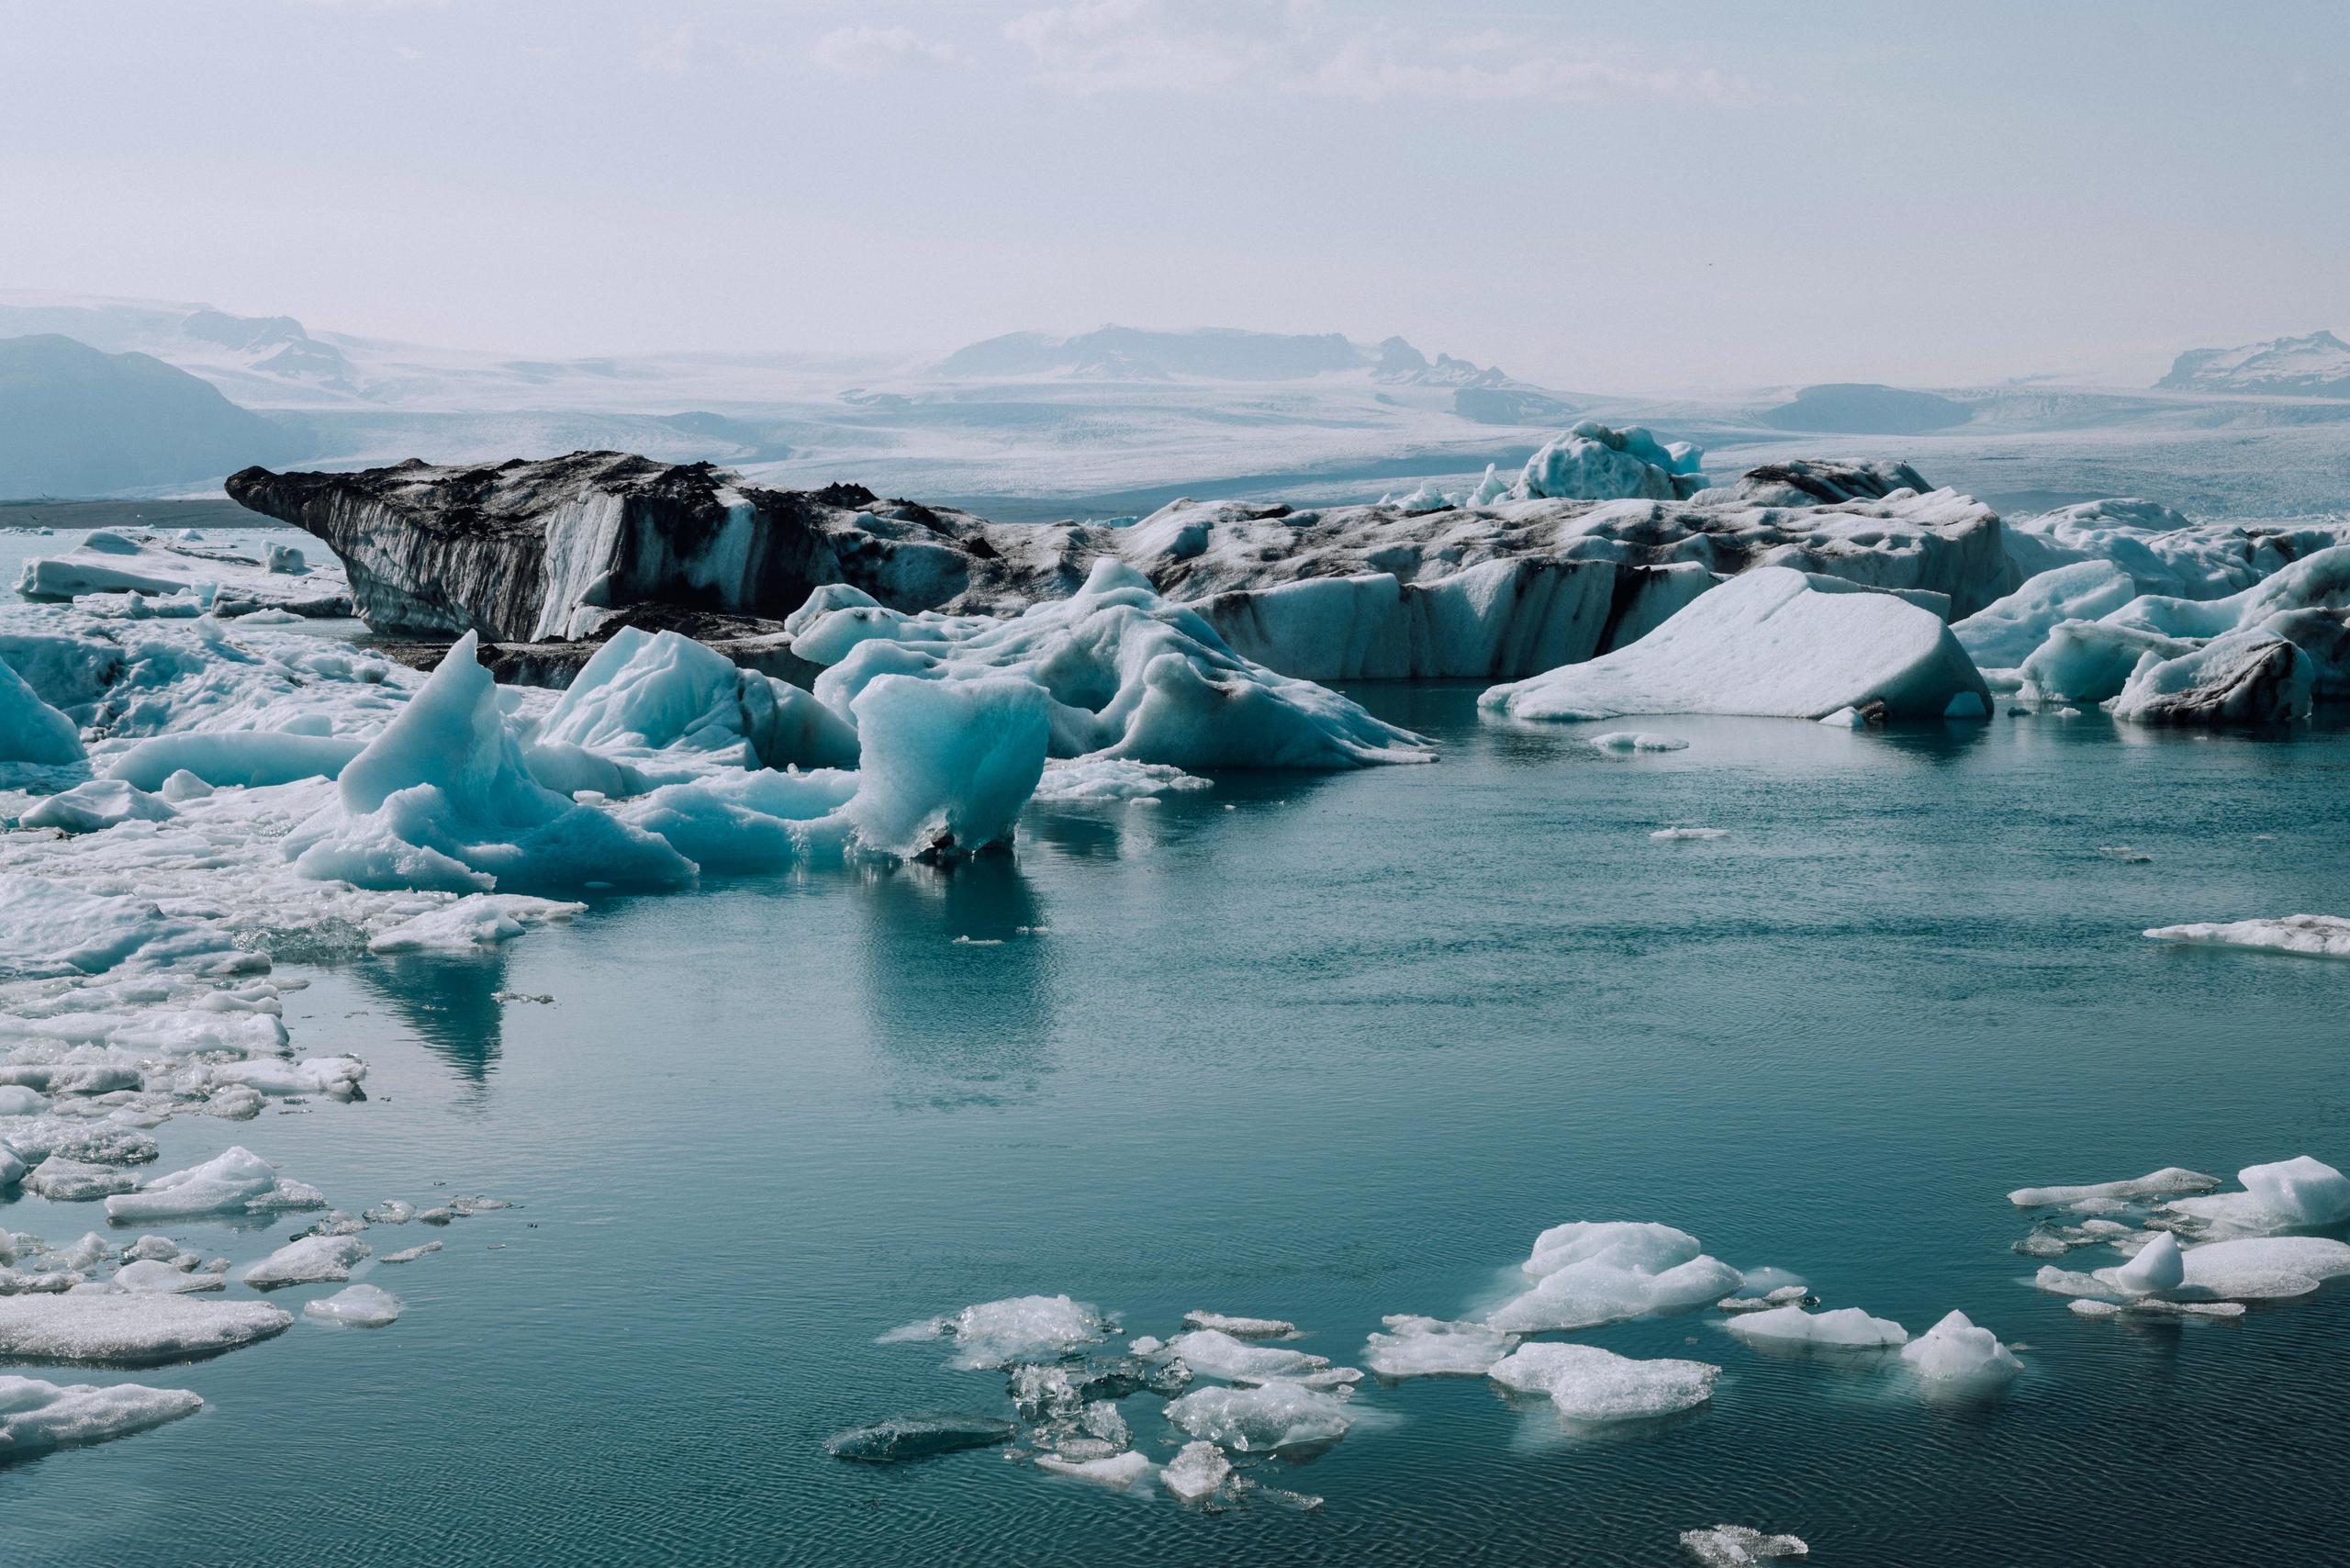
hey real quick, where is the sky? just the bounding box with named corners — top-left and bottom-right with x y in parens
top-left (3, 0), bottom-right (2345, 394)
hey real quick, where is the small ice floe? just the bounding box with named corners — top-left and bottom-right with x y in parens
top-left (2163, 1156), bottom-right (2350, 1237)
top-left (883, 1294), bottom-right (1107, 1370)
top-left (1160, 1439), bottom-right (1233, 1502)
top-left (1164, 1380), bottom-right (1354, 1452)
top-left (1362, 1316), bottom-right (1516, 1376)
top-left (1898, 1311), bottom-right (2021, 1394)
top-left (0, 1294), bottom-right (291, 1364)
top-left (2099, 846), bottom-right (2153, 863)
top-left (2006, 1168), bottom-right (2220, 1209)
top-left (1725, 1305), bottom-right (1908, 1349)
top-left (366, 894), bottom-right (585, 955)
top-left (1817, 706), bottom-right (1868, 729)
top-left (0, 1372), bottom-right (204, 1460)
top-left (1006, 1359), bottom-right (1188, 1426)
top-left (363, 1200), bottom-right (416, 1225)
top-left (2143, 915), bottom-right (2350, 960)
top-left (1651, 827), bottom-right (1729, 841)
top-left (1681, 1524), bottom-right (1810, 1564)
top-left (447, 1194), bottom-right (510, 1215)
top-left (108, 1260), bottom-right (222, 1294)
top-left (1031, 758), bottom-right (1213, 804)
top-left (241, 1236), bottom-right (369, 1290)
top-left (379, 1242), bottom-right (442, 1264)
top-left (304, 1283), bottom-right (401, 1327)
top-left (26, 1159), bottom-right (140, 1203)
top-left (2013, 1217), bottom-right (2135, 1258)
top-left (1486, 1342), bottom-right (1719, 1422)
top-left (1180, 1310), bottom-right (1295, 1338)
top-left (1127, 1335), bottom-right (1163, 1356)
top-left (1590, 732), bottom-right (1689, 753)
top-left (1488, 1221), bottom-right (1741, 1334)
top-left (2068, 1298), bottom-right (2244, 1321)
top-left (1160, 1329), bottom-right (1358, 1387)
top-left (950, 935), bottom-right (1003, 946)
top-left (103, 1148), bottom-right (325, 1223)
top-left (1035, 1449), bottom-right (1154, 1488)
top-left (2036, 1233), bottom-right (2350, 1306)
top-left (825, 1414), bottom-right (1018, 1462)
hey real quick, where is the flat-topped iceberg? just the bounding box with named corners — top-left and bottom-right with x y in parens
top-left (0, 1372), bottom-right (204, 1459)
top-left (1486, 1341), bottom-right (1719, 1422)
top-left (0, 1293), bottom-right (292, 1364)
top-left (2144, 915), bottom-right (2350, 960)
top-left (1725, 1305), bottom-right (1908, 1349)
top-left (1480, 569), bottom-right (1990, 724)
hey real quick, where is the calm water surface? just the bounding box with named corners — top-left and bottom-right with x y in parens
top-left (9, 689), bottom-right (2350, 1566)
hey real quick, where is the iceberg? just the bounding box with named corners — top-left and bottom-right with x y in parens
top-left (241, 1235), bottom-right (369, 1289)
top-left (2112, 1232), bottom-right (2185, 1294)
top-left (0, 655), bottom-right (84, 766)
top-left (1486, 1341), bottom-right (1719, 1422)
top-left (17, 530), bottom-right (350, 617)
top-left (284, 633), bottom-right (697, 893)
top-left (2236, 1156), bottom-right (2350, 1226)
top-left (366, 894), bottom-right (586, 955)
top-left (1953, 560), bottom-right (2137, 670)
top-left (1509, 422), bottom-right (1709, 503)
top-left (103, 1147), bottom-right (318, 1222)
top-left (2144, 915), bottom-right (2350, 960)
top-left (843, 676), bottom-right (1047, 857)
top-left (1159, 1328), bottom-right (1355, 1386)
top-left (1035, 1450), bottom-right (1154, 1487)
top-left (304, 1283), bottom-right (402, 1327)
top-left (106, 732), bottom-right (367, 792)
top-left (1160, 1439), bottom-right (1233, 1501)
top-left (19, 778), bottom-right (176, 834)
top-left (0, 1294), bottom-right (291, 1364)
top-left (534, 626), bottom-right (858, 771)
top-left (1164, 1379), bottom-right (1353, 1452)
top-left (884, 1294), bottom-right (1106, 1371)
top-left (1490, 1221), bottom-right (1743, 1332)
top-left (1680, 1524), bottom-right (1811, 1565)
top-left (2007, 1168), bottom-right (2221, 1208)
top-left (0, 1372), bottom-right (204, 1459)
top-left (2110, 628), bottom-right (2311, 725)
top-left (1480, 569), bottom-right (1990, 723)
top-left (1724, 1305), bottom-right (1908, 1349)
top-left (1898, 1310), bottom-right (2020, 1391)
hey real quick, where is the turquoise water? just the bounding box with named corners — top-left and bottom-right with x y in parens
top-left (9, 691), bottom-right (2350, 1565)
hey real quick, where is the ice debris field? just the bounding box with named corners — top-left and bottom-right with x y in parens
top-left (2, 423), bottom-right (2348, 1545)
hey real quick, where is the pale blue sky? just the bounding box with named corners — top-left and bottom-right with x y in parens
top-left (4, 0), bottom-right (2344, 391)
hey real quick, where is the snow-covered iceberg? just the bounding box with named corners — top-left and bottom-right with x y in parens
top-left (1485, 1341), bottom-right (1718, 1422)
top-left (17, 530), bottom-right (351, 618)
top-left (1480, 568), bottom-right (1990, 723)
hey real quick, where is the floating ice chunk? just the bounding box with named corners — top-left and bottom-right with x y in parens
top-left (1481, 568), bottom-right (1989, 723)
top-left (536, 627), bottom-right (857, 770)
top-left (367, 893), bottom-right (587, 955)
top-left (2112, 628), bottom-right (2312, 725)
top-left (0, 1116), bottom-right (159, 1167)
top-left (19, 779), bottom-right (176, 834)
top-left (1362, 1316), bottom-right (1516, 1376)
top-left (1493, 1221), bottom-right (1743, 1333)
top-left (1180, 1310), bottom-right (1296, 1338)
top-left (885, 1294), bottom-right (1106, 1370)
top-left (304, 1283), bottom-right (401, 1327)
top-left (1718, 1287), bottom-right (1812, 1312)
top-left (2143, 916), bottom-right (2350, 961)
top-left (241, 1236), bottom-right (369, 1290)
top-left (364, 1200), bottom-right (416, 1225)
top-left (379, 1242), bottom-right (442, 1264)
top-left (1160, 1439), bottom-right (1233, 1501)
top-left (1725, 1305), bottom-right (1907, 1349)
top-left (1816, 705), bottom-right (1867, 728)
top-left (1032, 758), bottom-right (1213, 803)
top-left (285, 633), bottom-right (695, 894)
top-left (824, 1413), bottom-right (1017, 1462)
top-left (0, 1372), bottom-right (203, 1457)
top-left (0, 655), bottom-right (85, 765)
top-left (108, 1260), bottom-right (222, 1294)
top-left (2180, 1236), bottom-right (2350, 1299)
top-left (0, 1293), bottom-right (291, 1364)
top-left (1162, 1329), bottom-right (1349, 1385)
top-left (1898, 1311), bottom-right (2020, 1391)
top-left (1487, 1342), bottom-right (1719, 1422)
top-left (2007, 1169), bottom-right (2221, 1208)
top-left (1510, 422), bottom-right (1707, 502)
top-left (1164, 1380), bottom-right (1353, 1452)
top-left (1680, 1524), bottom-right (1810, 1564)
top-left (806, 558), bottom-right (1429, 769)
top-left (2236, 1156), bottom-right (2350, 1226)
top-left (203, 1056), bottom-right (366, 1101)
top-left (844, 676), bottom-right (1048, 857)
top-left (2112, 1232), bottom-right (2184, 1294)
top-left (1651, 827), bottom-right (1729, 841)
top-left (1953, 560), bottom-right (2138, 668)
top-left (1592, 732), bottom-right (1690, 752)
top-left (26, 1159), bottom-right (140, 1202)
top-left (1035, 1450), bottom-right (1154, 1487)
top-left (1128, 1335), bottom-right (1163, 1356)
top-left (104, 1147), bottom-right (312, 1222)
top-left (106, 732), bottom-right (367, 792)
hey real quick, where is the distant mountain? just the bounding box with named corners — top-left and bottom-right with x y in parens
top-left (2157, 330), bottom-right (2350, 398)
top-left (938, 325), bottom-right (1515, 386)
top-left (0, 295), bottom-right (362, 403)
top-left (0, 334), bottom-right (304, 496)
top-left (1755, 383), bottom-right (1971, 435)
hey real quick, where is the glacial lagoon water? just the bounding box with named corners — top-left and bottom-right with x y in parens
top-left (9, 688), bottom-right (2350, 1566)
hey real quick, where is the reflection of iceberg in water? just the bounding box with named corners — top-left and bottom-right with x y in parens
top-left (854, 856), bottom-right (1056, 1101)
top-left (352, 950), bottom-right (510, 1084)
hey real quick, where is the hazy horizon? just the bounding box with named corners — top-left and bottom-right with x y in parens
top-left (5, 1), bottom-right (2346, 394)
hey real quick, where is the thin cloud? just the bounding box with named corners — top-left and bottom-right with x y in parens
top-left (812, 25), bottom-right (958, 77)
